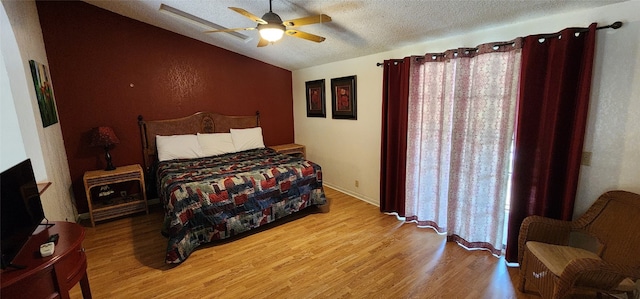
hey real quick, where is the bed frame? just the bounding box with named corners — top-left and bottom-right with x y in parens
top-left (137, 111), bottom-right (260, 174)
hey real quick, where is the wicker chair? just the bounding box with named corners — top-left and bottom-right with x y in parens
top-left (518, 190), bottom-right (640, 299)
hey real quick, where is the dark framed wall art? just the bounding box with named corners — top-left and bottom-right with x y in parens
top-left (330, 75), bottom-right (357, 120)
top-left (29, 60), bottom-right (59, 127)
top-left (305, 79), bottom-right (326, 118)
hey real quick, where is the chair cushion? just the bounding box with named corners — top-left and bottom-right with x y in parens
top-left (526, 241), bottom-right (601, 276)
top-left (614, 278), bottom-right (637, 292)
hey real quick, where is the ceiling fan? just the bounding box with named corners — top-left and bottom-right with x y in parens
top-left (206, 0), bottom-right (331, 47)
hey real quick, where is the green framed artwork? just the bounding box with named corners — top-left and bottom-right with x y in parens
top-left (29, 60), bottom-right (59, 127)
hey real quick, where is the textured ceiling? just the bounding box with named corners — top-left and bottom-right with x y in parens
top-left (83, 0), bottom-right (625, 71)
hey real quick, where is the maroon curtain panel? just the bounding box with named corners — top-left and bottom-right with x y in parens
top-left (380, 58), bottom-right (411, 214)
top-left (505, 24), bottom-right (597, 262)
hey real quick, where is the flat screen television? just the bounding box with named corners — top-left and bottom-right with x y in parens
top-left (1, 159), bottom-right (46, 269)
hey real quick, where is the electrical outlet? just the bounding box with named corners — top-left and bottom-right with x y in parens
top-left (581, 151), bottom-right (592, 166)
top-left (355, 180), bottom-right (359, 188)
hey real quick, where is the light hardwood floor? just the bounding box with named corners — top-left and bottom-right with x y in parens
top-left (70, 187), bottom-right (541, 299)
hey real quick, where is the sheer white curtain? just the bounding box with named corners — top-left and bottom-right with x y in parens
top-left (404, 40), bottom-right (522, 254)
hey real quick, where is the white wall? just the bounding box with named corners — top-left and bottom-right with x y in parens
top-left (0, 34), bottom-right (27, 171)
top-left (292, 1), bottom-right (640, 215)
top-left (1, 1), bottom-right (76, 222)
top-left (1, 2), bottom-right (32, 172)
top-left (293, 61), bottom-right (382, 205)
top-left (576, 18), bottom-right (640, 217)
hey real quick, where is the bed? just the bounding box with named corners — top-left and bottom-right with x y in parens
top-left (138, 112), bottom-right (327, 264)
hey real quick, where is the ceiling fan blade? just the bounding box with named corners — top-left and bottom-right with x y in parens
top-left (257, 38), bottom-right (270, 47)
top-left (229, 7), bottom-right (267, 24)
top-left (285, 29), bottom-right (326, 43)
top-left (204, 27), bottom-right (256, 33)
top-left (283, 14), bottom-right (331, 27)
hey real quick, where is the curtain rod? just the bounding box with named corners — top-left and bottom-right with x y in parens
top-left (375, 21), bottom-right (622, 67)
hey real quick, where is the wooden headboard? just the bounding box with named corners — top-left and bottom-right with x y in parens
top-left (137, 111), bottom-right (260, 173)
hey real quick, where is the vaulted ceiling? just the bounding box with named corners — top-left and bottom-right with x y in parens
top-left (83, 0), bottom-right (626, 71)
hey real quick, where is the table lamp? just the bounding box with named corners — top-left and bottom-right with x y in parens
top-left (90, 126), bottom-right (120, 171)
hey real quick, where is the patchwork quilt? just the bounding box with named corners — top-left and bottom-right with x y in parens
top-left (157, 148), bottom-right (326, 263)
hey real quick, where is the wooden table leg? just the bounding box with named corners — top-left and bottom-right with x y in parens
top-left (80, 271), bottom-right (92, 299)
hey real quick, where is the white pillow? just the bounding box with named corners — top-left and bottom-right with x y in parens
top-left (197, 133), bottom-right (236, 156)
top-left (156, 135), bottom-right (203, 162)
top-left (230, 127), bottom-right (265, 151)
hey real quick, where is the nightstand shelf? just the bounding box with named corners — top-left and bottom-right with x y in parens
top-left (83, 164), bottom-right (148, 227)
top-left (269, 143), bottom-right (306, 159)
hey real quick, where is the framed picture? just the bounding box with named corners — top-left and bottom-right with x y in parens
top-left (331, 75), bottom-right (357, 120)
top-left (305, 79), bottom-right (326, 118)
top-left (29, 60), bottom-right (59, 127)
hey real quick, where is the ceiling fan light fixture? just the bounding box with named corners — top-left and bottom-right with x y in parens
top-left (213, 0), bottom-right (331, 46)
top-left (259, 23), bottom-right (285, 42)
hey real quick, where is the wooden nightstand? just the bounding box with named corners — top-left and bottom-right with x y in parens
top-left (83, 164), bottom-right (148, 227)
top-left (269, 143), bottom-right (306, 159)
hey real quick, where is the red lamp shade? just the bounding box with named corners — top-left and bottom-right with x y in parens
top-left (90, 126), bottom-right (119, 170)
top-left (90, 126), bottom-right (120, 148)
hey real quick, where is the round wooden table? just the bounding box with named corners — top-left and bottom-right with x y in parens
top-left (1, 221), bottom-right (92, 299)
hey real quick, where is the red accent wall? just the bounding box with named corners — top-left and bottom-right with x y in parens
top-left (36, 1), bottom-right (294, 213)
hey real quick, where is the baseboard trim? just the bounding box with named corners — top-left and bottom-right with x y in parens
top-left (323, 182), bottom-right (379, 207)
